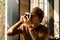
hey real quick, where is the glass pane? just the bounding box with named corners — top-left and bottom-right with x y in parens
top-left (7, 0), bottom-right (19, 40)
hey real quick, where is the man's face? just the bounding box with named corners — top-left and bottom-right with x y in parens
top-left (31, 14), bottom-right (40, 26)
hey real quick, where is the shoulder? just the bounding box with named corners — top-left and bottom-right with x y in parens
top-left (39, 24), bottom-right (48, 30)
top-left (35, 24), bottom-right (48, 30)
top-left (35, 24), bottom-right (49, 34)
top-left (40, 24), bottom-right (49, 34)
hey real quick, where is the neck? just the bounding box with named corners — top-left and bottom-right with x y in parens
top-left (31, 23), bottom-right (39, 28)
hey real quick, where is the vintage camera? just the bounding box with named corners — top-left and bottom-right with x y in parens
top-left (23, 12), bottom-right (31, 19)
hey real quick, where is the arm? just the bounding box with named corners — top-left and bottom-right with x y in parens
top-left (7, 21), bottom-right (23, 36)
top-left (7, 15), bottom-right (32, 36)
top-left (7, 16), bottom-right (25, 36)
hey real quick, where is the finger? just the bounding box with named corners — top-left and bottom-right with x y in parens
top-left (26, 16), bottom-right (30, 21)
top-left (20, 16), bottom-right (25, 22)
top-left (23, 16), bottom-right (27, 22)
top-left (20, 16), bottom-right (23, 22)
top-left (23, 26), bottom-right (26, 31)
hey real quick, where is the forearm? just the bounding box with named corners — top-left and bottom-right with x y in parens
top-left (7, 21), bottom-right (22, 36)
top-left (7, 28), bottom-right (22, 36)
top-left (11, 21), bottom-right (22, 30)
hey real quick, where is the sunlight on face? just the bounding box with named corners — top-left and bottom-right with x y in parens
top-left (31, 14), bottom-right (40, 27)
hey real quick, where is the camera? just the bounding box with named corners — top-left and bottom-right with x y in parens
top-left (23, 12), bottom-right (31, 19)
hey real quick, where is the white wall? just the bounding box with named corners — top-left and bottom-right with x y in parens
top-left (54, 0), bottom-right (59, 38)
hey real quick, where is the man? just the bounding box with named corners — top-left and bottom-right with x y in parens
top-left (7, 7), bottom-right (48, 40)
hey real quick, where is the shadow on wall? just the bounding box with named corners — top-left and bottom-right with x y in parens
top-left (48, 0), bottom-right (54, 10)
top-left (48, 17), bottom-right (54, 37)
top-left (48, 0), bottom-right (54, 37)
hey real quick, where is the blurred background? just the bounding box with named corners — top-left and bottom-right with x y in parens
top-left (0, 0), bottom-right (5, 40)
top-left (0, 0), bottom-right (60, 40)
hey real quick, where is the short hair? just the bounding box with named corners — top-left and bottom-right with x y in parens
top-left (30, 7), bottom-right (44, 23)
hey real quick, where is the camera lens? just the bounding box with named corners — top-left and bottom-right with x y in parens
top-left (24, 12), bottom-right (31, 19)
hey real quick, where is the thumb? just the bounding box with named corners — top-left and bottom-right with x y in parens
top-left (20, 16), bottom-right (24, 23)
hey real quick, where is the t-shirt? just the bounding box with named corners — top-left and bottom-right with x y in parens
top-left (19, 24), bottom-right (48, 40)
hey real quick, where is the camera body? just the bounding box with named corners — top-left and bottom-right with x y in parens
top-left (23, 12), bottom-right (31, 19)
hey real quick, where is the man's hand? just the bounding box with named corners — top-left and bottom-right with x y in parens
top-left (20, 15), bottom-right (32, 28)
